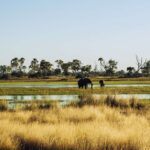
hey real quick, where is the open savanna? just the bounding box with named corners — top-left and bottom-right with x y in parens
top-left (1, 96), bottom-right (150, 150)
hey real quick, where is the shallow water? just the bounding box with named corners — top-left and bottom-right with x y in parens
top-left (1, 94), bottom-right (150, 109)
top-left (0, 84), bottom-right (149, 88)
top-left (0, 94), bottom-right (150, 101)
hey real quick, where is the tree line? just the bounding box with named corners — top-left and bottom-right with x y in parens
top-left (0, 56), bottom-right (149, 79)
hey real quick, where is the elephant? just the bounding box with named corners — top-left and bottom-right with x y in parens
top-left (99, 80), bottom-right (105, 87)
top-left (78, 78), bottom-right (93, 89)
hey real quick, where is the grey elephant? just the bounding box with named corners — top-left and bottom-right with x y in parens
top-left (78, 78), bottom-right (93, 89)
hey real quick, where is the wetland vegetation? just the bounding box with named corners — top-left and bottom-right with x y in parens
top-left (0, 57), bottom-right (149, 150)
top-left (1, 96), bottom-right (150, 150)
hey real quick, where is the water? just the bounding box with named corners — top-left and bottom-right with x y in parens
top-left (0, 84), bottom-right (149, 88)
top-left (0, 94), bottom-right (150, 109)
top-left (0, 94), bottom-right (150, 102)
top-left (0, 95), bottom-right (79, 101)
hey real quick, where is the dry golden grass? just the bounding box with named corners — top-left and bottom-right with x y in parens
top-left (0, 104), bottom-right (150, 150)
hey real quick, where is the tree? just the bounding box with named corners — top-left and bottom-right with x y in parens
top-left (18, 57), bottom-right (26, 73)
top-left (126, 67), bottom-right (135, 77)
top-left (29, 58), bottom-right (39, 73)
top-left (106, 59), bottom-right (118, 75)
top-left (71, 59), bottom-right (81, 74)
top-left (98, 57), bottom-right (105, 72)
top-left (81, 65), bottom-right (92, 76)
top-left (39, 60), bottom-right (53, 76)
top-left (61, 62), bottom-right (72, 75)
top-left (0, 65), bottom-right (11, 79)
top-left (10, 57), bottom-right (26, 77)
top-left (0, 65), bottom-right (7, 75)
top-left (142, 60), bottom-right (150, 76)
top-left (135, 55), bottom-right (146, 73)
top-left (98, 57), bottom-right (118, 76)
top-left (116, 70), bottom-right (125, 77)
top-left (54, 68), bottom-right (61, 75)
top-left (11, 57), bottom-right (19, 72)
top-left (55, 59), bottom-right (64, 69)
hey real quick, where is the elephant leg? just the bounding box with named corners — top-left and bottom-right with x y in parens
top-left (85, 85), bottom-right (87, 89)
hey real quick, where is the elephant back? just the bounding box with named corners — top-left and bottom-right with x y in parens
top-left (84, 78), bottom-right (92, 84)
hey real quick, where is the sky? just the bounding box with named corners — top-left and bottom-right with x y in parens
top-left (0, 0), bottom-right (150, 70)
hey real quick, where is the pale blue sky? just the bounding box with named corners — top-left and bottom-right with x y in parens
top-left (0, 0), bottom-right (150, 70)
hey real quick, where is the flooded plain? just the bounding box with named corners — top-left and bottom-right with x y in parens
top-left (0, 83), bottom-right (149, 88)
top-left (0, 94), bottom-right (150, 101)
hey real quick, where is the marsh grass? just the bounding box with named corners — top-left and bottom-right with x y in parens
top-left (0, 100), bottom-right (8, 111)
top-left (0, 95), bottom-right (150, 149)
top-left (0, 105), bottom-right (150, 150)
top-left (0, 86), bottom-right (149, 95)
top-left (68, 94), bottom-right (146, 110)
top-left (20, 100), bottom-right (59, 110)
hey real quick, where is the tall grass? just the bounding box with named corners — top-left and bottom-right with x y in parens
top-left (0, 96), bottom-right (150, 149)
top-left (0, 100), bottom-right (8, 111)
top-left (0, 86), bottom-right (149, 95)
top-left (68, 94), bottom-right (146, 110)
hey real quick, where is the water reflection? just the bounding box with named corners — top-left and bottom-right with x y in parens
top-left (1, 94), bottom-right (150, 109)
top-left (0, 94), bottom-right (150, 101)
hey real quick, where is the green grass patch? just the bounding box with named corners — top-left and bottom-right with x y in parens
top-left (0, 86), bottom-right (149, 95)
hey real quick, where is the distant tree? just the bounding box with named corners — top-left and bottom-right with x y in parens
top-left (6, 66), bottom-right (11, 74)
top-left (54, 68), bottom-right (61, 75)
top-left (11, 57), bottom-right (19, 72)
top-left (55, 59), bottom-right (64, 75)
top-left (61, 62), bottom-right (72, 75)
top-left (98, 57), bottom-right (105, 72)
top-left (71, 59), bottom-right (81, 74)
top-left (18, 57), bottom-right (26, 73)
top-left (116, 70), bottom-right (125, 77)
top-left (98, 57), bottom-right (118, 76)
top-left (126, 67), bottom-right (135, 77)
top-left (0, 65), bottom-right (7, 75)
top-left (55, 59), bottom-right (64, 69)
top-left (29, 58), bottom-right (39, 73)
top-left (81, 65), bottom-right (92, 75)
top-left (0, 65), bottom-right (11, 79)
top-left (10, 57), bottom-right (26, 77)
top-left (39, 60), bottom-right (53, 76)
top-left (135, 55), bottom-right (146, 73)
top-left (141, 60), bottom-right (150, 76)
top-left (106, 59), bottom-right (118, 75)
